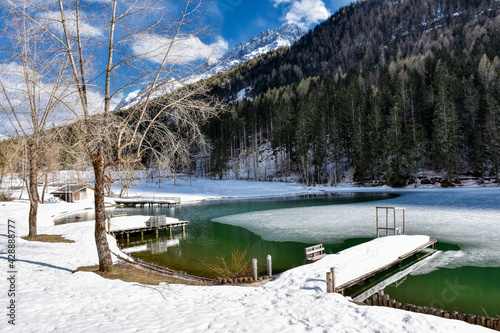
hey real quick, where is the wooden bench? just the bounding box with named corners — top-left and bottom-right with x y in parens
top-left (305, 244), bottom-right (326, 263)
top-left (149, 215), bottom-right (167, 228)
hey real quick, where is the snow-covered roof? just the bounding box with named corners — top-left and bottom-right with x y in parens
top-left (51, 184), bottom-right (93, 194)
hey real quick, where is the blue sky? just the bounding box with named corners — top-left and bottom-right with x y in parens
top-left (0, 0), bottom-right (356, 126)
top-left (213, 0), bottom-right (354, 50)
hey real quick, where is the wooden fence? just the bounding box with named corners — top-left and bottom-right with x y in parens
top-left (367, 290), bottom-right (500, 331)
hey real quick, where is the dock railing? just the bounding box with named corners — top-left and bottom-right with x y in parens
top-left (376, 207), bottom-right (405, 237)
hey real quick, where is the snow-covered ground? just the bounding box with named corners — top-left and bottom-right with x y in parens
top-left (0, 178), bottom-right (497, 332)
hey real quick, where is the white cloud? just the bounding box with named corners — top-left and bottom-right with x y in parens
top-left (131, 34), bottom-right (229, 65)
top-left (272, 0), bottom-right (293, 5)
top-left (272, 0), bottom-right (330, 30)
top-left (40, 10), bottom-right (103, 38)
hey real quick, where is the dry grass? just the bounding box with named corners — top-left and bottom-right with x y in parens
top-left (22, 234), bottom-right (75, 243)
top-left (202, 247), bottom-right (253, 279)
top-left (77, 263), bottom-right (205, 286)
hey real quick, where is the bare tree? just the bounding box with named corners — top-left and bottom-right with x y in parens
top-left (3, 0), bottom-right (221, 271)
top-left (115, 161), bottom-right (143, 198)
top-left (0, 5), bottom-right (70, 238)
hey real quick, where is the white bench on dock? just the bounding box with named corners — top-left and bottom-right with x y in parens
top-left (305, 244), bottom-right (326, 263)
top-left (149, 215), bottom-right (167, 228)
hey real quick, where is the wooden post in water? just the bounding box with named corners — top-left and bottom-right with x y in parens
top-left (107, 218), bottom-right (111, 235)
top-left (252, 258), bottom-right (258, 281)
top-left (267, 255), bottom-right (272, 277)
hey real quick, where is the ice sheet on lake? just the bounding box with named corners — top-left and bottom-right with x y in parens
top-left (213, 188), bottom-right (500, 270)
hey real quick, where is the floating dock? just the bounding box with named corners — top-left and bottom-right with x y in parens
top-left (114, 196), bottom-right (181, 207)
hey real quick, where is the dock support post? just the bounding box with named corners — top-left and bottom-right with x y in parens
top-left (141, 230), bottom-right (144, 241)
top-left (326, 267), bottom-right (335, 293)
top-left (169, 227), bottom-right (172, 237)
top-left (126, 232), bottom-right (129, 242)
top-left (107, 218), bottom-right (111, 235)
top-left (267, 255), bottom-right (272, 277)
top-left (326, 272), bottom-right (333, 293)
top-left (331, 267), bottom-right (335, 291)
top-left (252, 258), bottom-right (258, 281)
top-left (155, 228), bottom-right (158, 239)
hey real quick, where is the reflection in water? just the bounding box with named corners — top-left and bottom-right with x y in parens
top-left (122, 239), bottom-right (181, 254)
top-left (122, 228), bottom-right (188, 255)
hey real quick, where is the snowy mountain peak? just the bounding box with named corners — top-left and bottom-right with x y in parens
top-left (115, 23), bottom-right (303, 110)
top-left (211, 23), bottom-right (303, 72)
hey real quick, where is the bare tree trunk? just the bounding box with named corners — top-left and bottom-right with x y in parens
top-left (92, 146), bottom-right (112, 272)
top-left (28, 146), bottom-right (38, 238)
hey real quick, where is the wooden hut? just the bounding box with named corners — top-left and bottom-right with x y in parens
top-left (51, 185), bottom-right (94, 203)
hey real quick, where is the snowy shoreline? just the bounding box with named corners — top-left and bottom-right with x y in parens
top-left (1, 179), bottom-right (497, 332)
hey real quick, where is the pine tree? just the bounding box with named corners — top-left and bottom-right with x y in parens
top-left (432, 63), bottom-right (460, 180)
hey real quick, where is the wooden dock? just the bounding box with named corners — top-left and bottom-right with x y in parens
top-left (331, 238), bottom-right (437, 294)
top-left (114, 196), bottom-right (181, 207)
top-left (108, 215), bottom-right (188, 238)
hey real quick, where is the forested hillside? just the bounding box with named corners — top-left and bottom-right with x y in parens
top-left (204, 0), bottom-right (500, 186)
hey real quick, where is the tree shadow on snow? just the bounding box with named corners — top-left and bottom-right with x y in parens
top-left (0, 256), bottom-right (73, 273)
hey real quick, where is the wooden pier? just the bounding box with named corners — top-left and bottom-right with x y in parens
top-left (108, 215), bottom-right (188, 238)
top-left (114, 196), bottom-right (181, 208)
top-left (327, 238), bottom-right (437, 294)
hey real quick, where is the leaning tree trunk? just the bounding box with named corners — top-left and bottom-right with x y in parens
top-left (28, 146), bottom-right (38, 238)
top-left (92, 145), bottom-right (113, 272)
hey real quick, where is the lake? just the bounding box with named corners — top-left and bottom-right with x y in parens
top-left (56, 189), bottom-right (500, 317)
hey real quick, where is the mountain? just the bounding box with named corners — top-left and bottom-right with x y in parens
top-left (206, 23), bottom-right (303, 76)
top-left (220, 0), bottom-right (500, 97)
top-left (204, 0), bottom-right (500, 186)
top-left (115, 23), bottom-right (303, 110)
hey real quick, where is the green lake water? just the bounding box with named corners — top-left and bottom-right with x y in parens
top-left (385, 266), bottom-right (500, 317)
top-left (115, 193), bottom-right (388, 277)
top-left (56, 192), bottom-right (500, 317)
